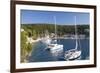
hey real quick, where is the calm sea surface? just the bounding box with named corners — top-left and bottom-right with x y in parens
top-left (28, 39), bottom-right (89, 62)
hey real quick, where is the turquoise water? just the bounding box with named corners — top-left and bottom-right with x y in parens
top-left (28, 39), bottom-right (89, 62)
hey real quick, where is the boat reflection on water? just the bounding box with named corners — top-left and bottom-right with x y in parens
top-left (47, 46), bottom-right (64, 61)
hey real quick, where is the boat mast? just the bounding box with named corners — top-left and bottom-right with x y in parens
top-left (75, 16), bottom-right (78, 50)
top-left (54, 16), bottom-right (57, 44)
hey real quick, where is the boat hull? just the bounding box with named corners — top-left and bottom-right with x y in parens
top-left (46, 44), bottom-right (63, 53)
top-left (64, 49), bottom-right (81, 61)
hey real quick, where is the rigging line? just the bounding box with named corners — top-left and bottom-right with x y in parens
top-left (74, 16), bottom-right (78, 50)
top-left (74, 16), bottom-right (81, 50)
top-left (54, 16), bottom-right (57, 44)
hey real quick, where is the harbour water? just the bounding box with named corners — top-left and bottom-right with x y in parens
top-left (28, 39), bottom-right (89, 62)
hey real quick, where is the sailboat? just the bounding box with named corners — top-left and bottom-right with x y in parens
top-left (64, 16), bottom-right (81, 60)
top-left (46, 16), bottom-right (63, 53)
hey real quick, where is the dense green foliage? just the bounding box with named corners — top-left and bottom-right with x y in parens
top-left (21, 31), bottom-right (32, 62)
top-left (21, 23), bottom-right (89, 37)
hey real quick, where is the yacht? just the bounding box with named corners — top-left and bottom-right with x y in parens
top-left (46, 16), bottom-right (63, 52)
top-left (64, 16), bottom-right (81, 60)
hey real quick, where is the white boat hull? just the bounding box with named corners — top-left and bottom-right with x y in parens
top-left (64, 49), bottom-right (81, 60)
top-left (47, 44), bottom-right (63, 53)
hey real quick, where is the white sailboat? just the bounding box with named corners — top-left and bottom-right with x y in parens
top-left (46, 16), bottom-right (63, 52)
top-left (64, 16), bottom-right (81, 60)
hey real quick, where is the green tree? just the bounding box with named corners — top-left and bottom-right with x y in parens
top-left (21, 31), bottom-right (27, 62)
top-left (32, 30), bottom-right (37, 40)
